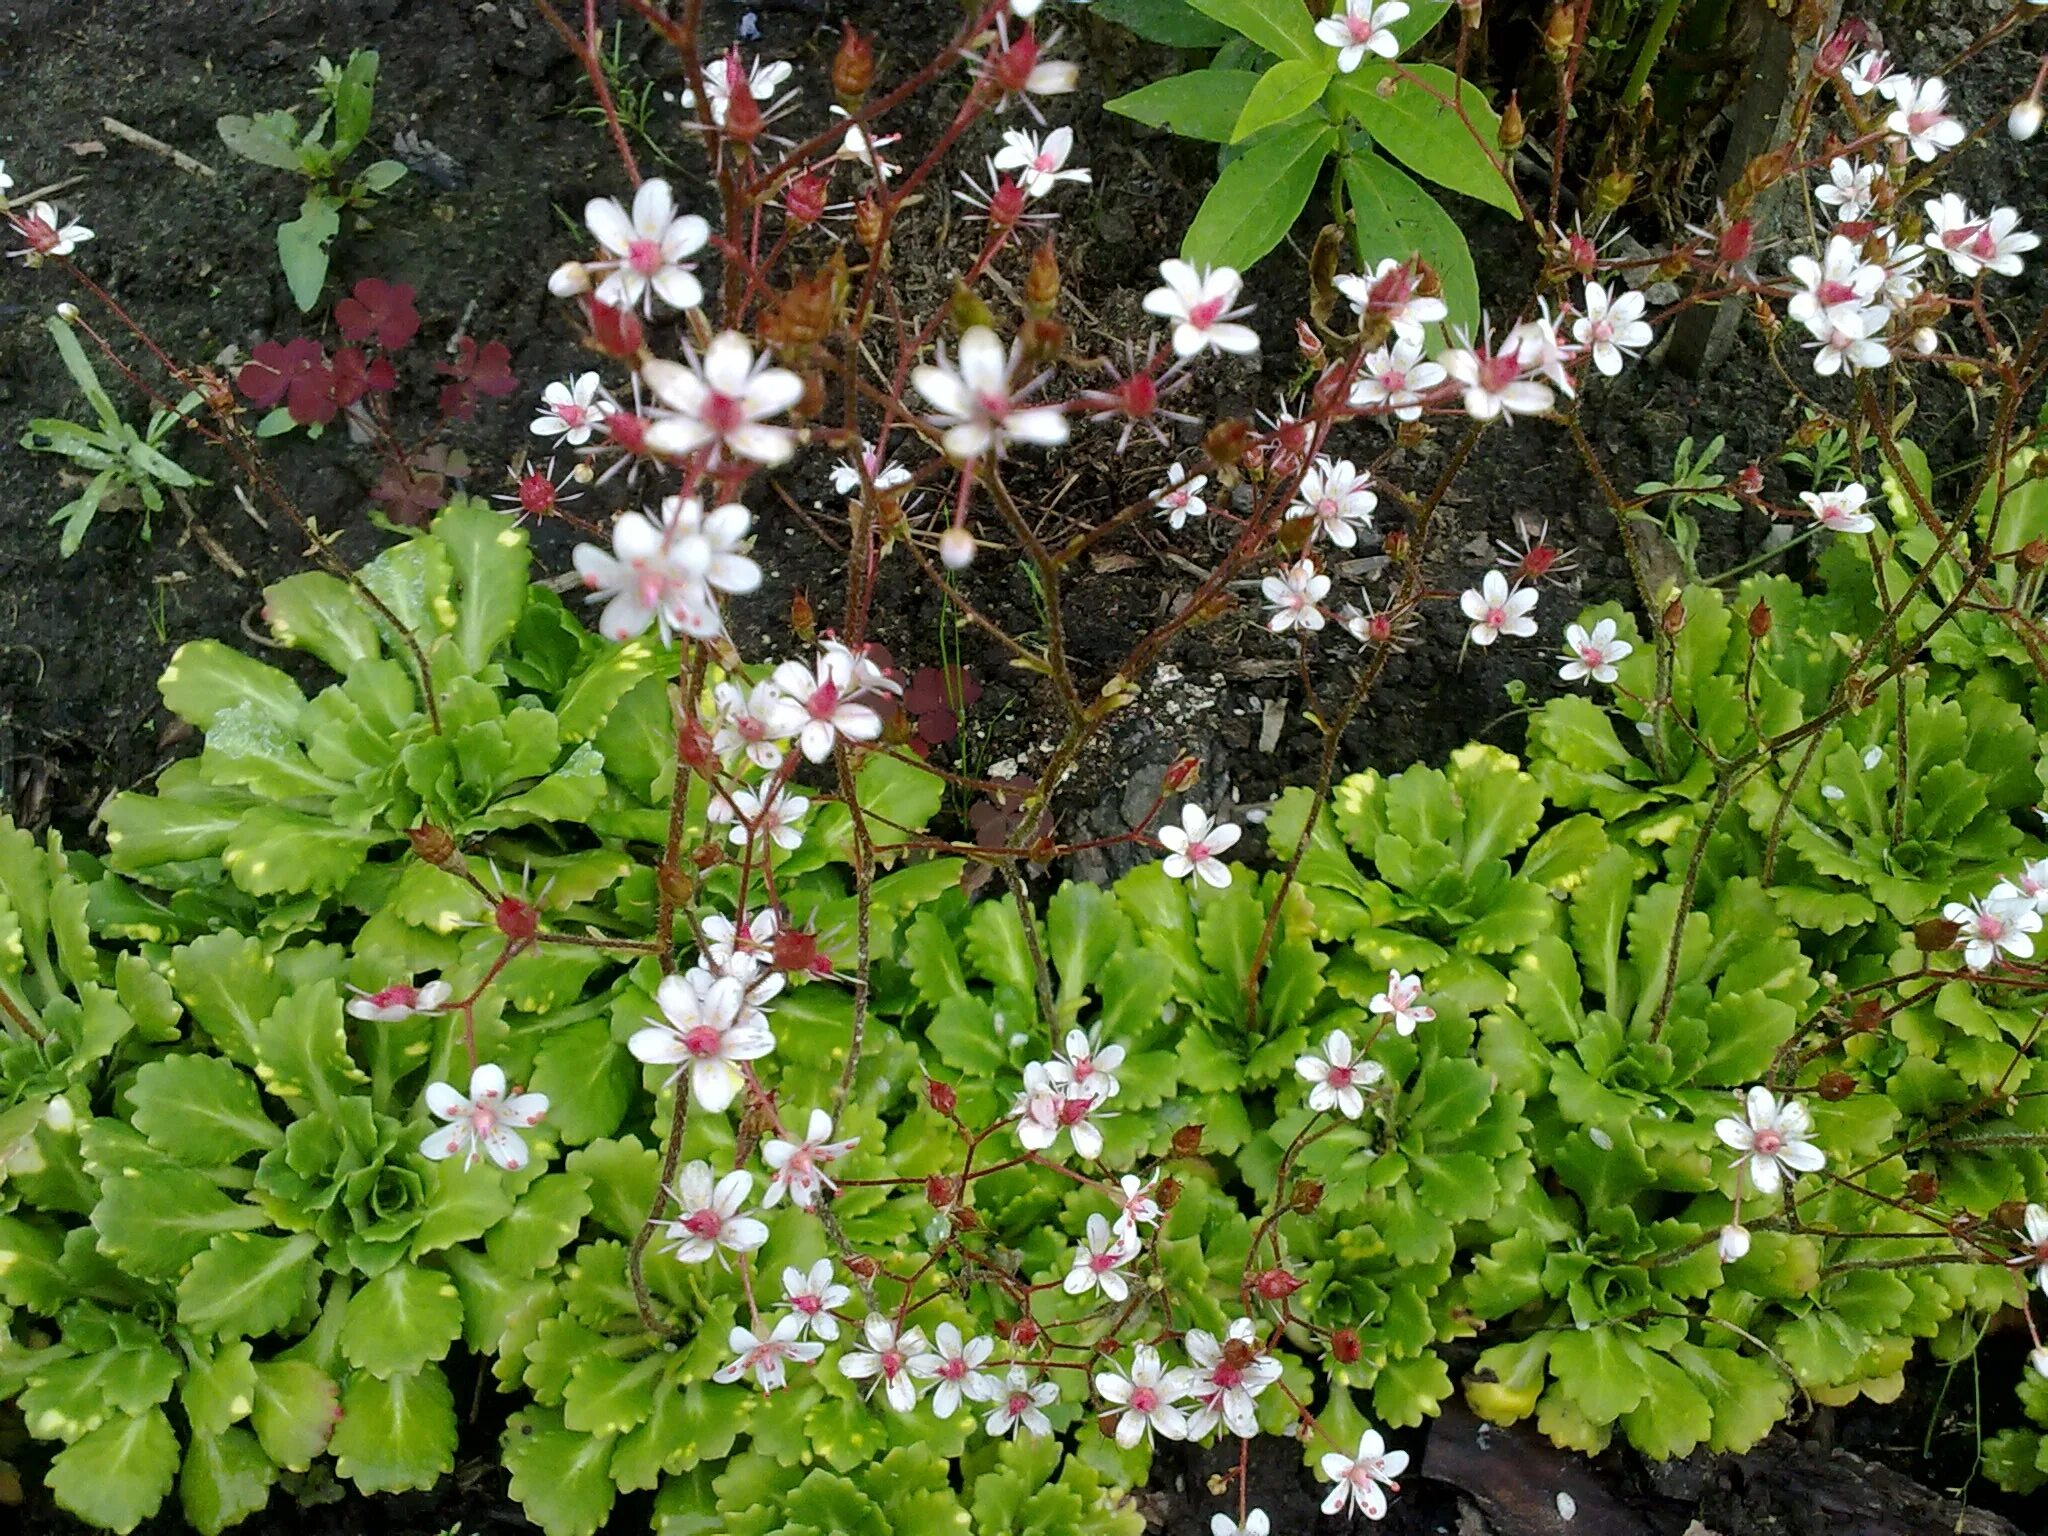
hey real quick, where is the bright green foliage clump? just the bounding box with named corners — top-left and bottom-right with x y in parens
top-left (6, 479), bottom-right (2048, 1532)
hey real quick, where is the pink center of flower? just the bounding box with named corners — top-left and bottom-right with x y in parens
top-left (793, 1293), bottom-right (822, 1314)
top-left (880, 1350), bottom-right (905, 1377)
top-left (808, 678), bottom-right (840, 719)
top-left (1978, 913), bottom-right (2010, 941)
top-left (703, 390), bottom-right (747, 437)
top-left (1211, 1363), bottom-right (1244, 1391)
top-left (1817, 278), bottom-right (1860, 307)
top-left (1486, 604), bottom-right (1509, 627)
top-left (1131, 1385), bottom-right (1159, 1413)
top-left (607, 411), bottom-right (650, 453)
top-left (557, 402), bottom-right (588, 427)
top-left (1090, 1250), bottom-right (1117, 1273)
top-left (1186, 838), bottom-right (1213, 862)
top-left (1186, 297), bottom-right (1227, 329)
top-left (1579, 644), bottom-right (1605, 666)
top-left (369, 984), bottom-right (419, 1010)
top-left (1960, 226), bottom-right (1999, 260)
top-left (18, 215), bottom-right (57, 253)
top-left (682, 1025), bottom-right (723, 1058)
top-left (1907, 109), bottom-right (1942, 135)
top-left (683, 1208), bottom-right (725, 1238)
top-left (471, 1103), bottom-right (498, 1135)
top-left (940, 1357), bottom-right (968, 1379)
top-left (627, 237), bottom-right (665, 276)
top-left (1346, 14), bottom-right (1376, 40)
top-left (1007, 1391), bottom-right (1030, 1415)
top-left (1317, 496), bottom-right (1339, 519)
top-left (1328, 1064), bottom-right (1355, 1088)
top-left (1032, 152), bottom-right (1057, 173)
top-left (1058, 1096), bottom-right (1093, 1127)
top-left (1475, 352), bottom-right (1520, 394)
top-left (1753, 1129), bottom-right (1784, 1156)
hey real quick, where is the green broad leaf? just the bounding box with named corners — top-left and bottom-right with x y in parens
top-left (160, 638), bottom-right (306, 733)
top-left (359, 158), bottom-right (407, 194)
top-left (472, 742), bottom-right (608, 832)
top-left (1548, 1326), bottom-right (1649, 1422)
top-left (410, 1157), bottom-right (519, 1256)
top-left (1093, 0), bottom-right (1232, 45)
top-left (129, 1054), bottom-right (281, 1163)
top-left (437, 496), bottom-right (531, 673)
top-left (1047, 881), bottom-right (1128, 1019)
top-left (612, 1380), bottom-right (750, 1492)
top-left (1666, 1342), bottom-right (1792, 1454)
top-left (1187, 0), bottom-right (1317, 59)
top-left (19, 1339), bottom-right (180, 1441)
top-left (215, 109), bottom-right (306, 170)
top-left (47, 1409), bottom-right (180, 1534)
top-left (1232, 59), bottom-right (1332, 142)
top-left (528, 1016), bottom-right (634, 1146)
top-left (565, 1136), bottom-right (661, 1239)
top-left (93, 1164), bottom-right (269, 1280)
top-left (279, 191), bottom-right (342, 312)
top-left (563, 1350), bottom-right (667, 1436)
top-left (180, 1426), bottom-right (276, 1536)
top-left (222, 806), bottom-right (377, 897)
top-left (503, 1406), bottom-right (620, 1536)
top-left (339, 1264), bottom-right (466, 1378)
top-left (1331, 63), bottom-right (1516, 212)
top-left (1107, 69), bottom-right (1269, 143)
top-left (330, 1366), bottom-right (457, 1493)
top-left (263, 571), bottom-right (381, 674)
top-left (1183, 120), bottom-right (1335, 272)
top-left (180, 1341), bottom-right (259, 1438)
top-left (0, 1212), bottom-right (71, 1311)
top-left (486, 1172), bottom-right (593, 1274)
top-left (1371, 1350), bottom-right (1453, 1427)
top-left (1342, 148), bottom-right (1479, 339)
top-left (254, 980), bottom-right (366, 1119)
top-left (167, 932), bottom-right (282, 1065)
top-left (556, 634), bottom-right (674, 741)
top-left (178, 1232), bottom-right (320, 1339)
top-left (250, 1359), bottom-right (340, 1470)
top-left (1618, 1347), bottom-right (1714, 1459)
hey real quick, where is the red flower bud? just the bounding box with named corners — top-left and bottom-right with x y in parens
top-left (1718, 218), bottom-right (1755, 268)
top-left (582, 298), bottom-right (645, 363)
top-left (407, 823), bottom-right (459, 868)
top-left (926, 1174), bottom-right (956, 1207)
top-left (1162, 755), bottom-right (1202, 794)
top-left (927, 1077), bottom-right (958, 1115)
top-left (1331, 1328), bottom-right (1362, 1364)
top-left (1170, 1123), bottom-right (1204, 1158)
top-left (833, 26), bottom-right (875, 104)
top-left (1816, 1071), bottom-right (1856, 1102)
top-left (784, 171), bottom-right (829, 226)
top-left (1253, 1268), bottom-right (1304, 1300)
top-left (495, 896), bottom-right (541, 943)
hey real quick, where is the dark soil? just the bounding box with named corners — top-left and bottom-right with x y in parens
top-left (5, 1), bottom-right (2047, 1534)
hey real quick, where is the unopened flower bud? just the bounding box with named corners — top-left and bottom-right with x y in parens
top-left (1814, 21), bottom-right (1863, 78)
top-left (1848, 998), bottom-right (1885, 1032)
top-left (722, 80), bottom-right (764, 145)
top-left (1816, 1070), bottom-right (1855, 1102)
top-left (926, 1174), bottom-right (956, 1207)
top-left (408, 823), bottom-right (460, 868)
top-left (1025, 240), bottom-right (1061, 314)
top-left (581, 298), bottom-right (645, 363)
top-left (854, 195), bottom-right (886, 252)
top-left (495, 896), bottom-right (541, 944)
top-left (55, 301), bottom-right (80, 323)
top-left (1718, 218), bottom-right (1755, 268)
top-left (940, 524), bottom-right (977, 569)
top-left (1904, 1170), bottom-right (1939, 1204)
top-left (2010, 99), bottom-right (2043, 142)
top-left (926, 1077), bottom-right (958, 1116)
top-left (1290, 1179), bottom-right (1324, 1214)
top-left (2023, 539), bottom-right (2048, 573)
top-left (847, 1254), bottom-right (879, 1279)
top-left (1170, 1123), bottom-right (1204, 1158)
top-left (1748, 600), bottom-right (1772, 639)
top-left (1499, 93), bottom-right (1524, 152)
top-left (1588, 169), bottom-right (1636, 223)
top-left (1542, 4), bottom-right (1576, 63)
top-left (951, 1205), bottom-right (980, 1231)
top-left (1295, 318), bottom-right (1325, 363)
top-left (1156, 1175), bottom-right (1182, 1208)
top-left (1163, 755), bottom-right (1202, 794)
top-left (771, 928), bottom-right (821, 974)
top-left (1914, 916), bottom-right (1962, 952)
top-left (1995, 1199), bottom-right (2031, 1232)
top-left (949, 283), bottom-right (997, 336)
top-left (1010, 1318), bottom-right (1041, 1348)
top-left (784, 170), bottom-right (829, 225)
top-left (1330, 1328), bottom-right (1362, 1364)
top-left (657, 860), bottom-right (695, 907)
top-left (1253, 1267), bottom-right (1304, 1300)
top-left (790, 588), bottom-right (816, 643)
top-left (1912, 327), bottom-right (1939, 356)
top-left (1203, 418), bottom-right (1253, 471)
top-left (677, 718), bottom-right (719, 777)
top-left (549, 260), bottom-right (592, 298)
top-left (1735, 463), bottom-right (1764, 498)
top-left (42, 1095), bottom-right (77, 1134)
top-left (1661, 597), bottom-right (1687, 635)
top-left (2032, 1347), bottom-right (2048, 1381)
top-left (1383, 527), bottom-right (1410, 563)
top-left (1718, 1223), bottom-right (1751, 1263)
top-left (833, 26), bottom-right (875, 105)
top-left (690, 841), bottom-right (726, 871)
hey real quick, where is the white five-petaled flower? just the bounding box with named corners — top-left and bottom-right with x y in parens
top-left (1144, 260), bottom-right (1259, 359)
top-left (1296, 1029), bottom-right (1385, 1120)
top-left (830, 109), bottom-right (904, 180)
top-left (1571, 282), bottom-right (1654, 376)
top-left (1886, 76), bottom-right (1967, 163)
top-left (1808, 308), bottom-right (1891, 376)
top-left (1924, 194), bottom-right (2039, 280)
top-left (1989, 859), bottom-right (2048, 915)
top-left (1095, 1344), bottom-right (1193, 1448)
top-left (1153, 462), bottom-right (1210, 530)
top-left (913, 324), bottom-right (1069, 460)
top-left (762, 1108), bottom-right (857, 1210)
top-left (1799, 483), bottom-right (1876, 534)
top-left (1441, 328), bottom-right (1556, 422)
top-left (2017, 1204), bottom-right (2048, 1294)
top-left (768, 648), bottom-right (890, 762)
top-left (1461, 570), bottom-right (1539, 646)
top-left (629, 970), bottom-right (775, 1112)
top-left (347, 978), bottom-right (452, 1022)
top-left (1944, 895), bottom-right (2042, 970)
top-left (711, 680), bottom-right (796, 771)
top-left (583, 178), bottom-right (709, 314)
top-left (1558, 618), bottom-right (1634, 683)
top-left (643, 332), bottom-right (805, 465)
top-left (1211, 1515), bottom-right (1271, 1536)
top-left (681, 52), bottom-right (793, 126)
top-left (419, 1063), bottom-right (548, 1171)
top-left (1335, 259), bottom-right (1449, 343)
top-left (660, 1161), bottom-right (770, 1264)
top-left (829, 439), bottom-right (913, 497)
top-left (713, 1314), bottom-right (822, 1391)
top-left (1786, 235), bottom-right (1885, 336)
top-left (1112, 1174), bottom-right (1163, 1238)
top-left (1814, 158), bottom-right (1880, 224)
top-left (1349, 335), bottom-right (1448, 420)
top-left (711, 783), bottom-right (810, 852)
top-left (1048, 1029), bottom-right (1125, 1102)
top-left (571, 499), bottom-right (755, 643)
top-left (992, 125), bottom-right (1092, 198)
top-left (1842, 49), bottom-right (1894, 97)
top-left (1320, 1428), bottom-right (1410, 1519)
top-left (8, 200), bottom-right (94, 263)
top-left (1369, 969), bottom-right (1435, 1035)
top-left (908, 1322), bottom-right (1001, 1417)
top-left (1064, 1212), bottom-right (1140, 1301)
top-left (530, 372), bottom-right (610, 446)
top-left (1290, 457), bottom-right (1377, 547)
top-left (1263, 558), bottom-right (1331, 633)
top-left (984, 1366), bottom-right (1060, 1438)
top-left (1713, 1086), bottom-right (1825, 1196)
top-left (1012, 1060), bottom-right (1110, 1160)
top-left (840, 1315), bottom-right (928, 1412)
top-left (1158, 803), bottom-right (1242, 889)
top-left (1316, 0), bottom-right (1409, 72)
top-left (780, 1258), bottom-right (851, 1340)
top-left (1183, 1318), bottom-right (1280, 1439)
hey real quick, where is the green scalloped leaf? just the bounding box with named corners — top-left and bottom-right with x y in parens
top-left (47, 1408), bottom-right (180, 1534)
top-left (339, 1264), bottom-right (466, 1378)
top-left (503, 1405), bottom-right (620, 1536)
top-left (329, 1365), bottom-right (457, 1493)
